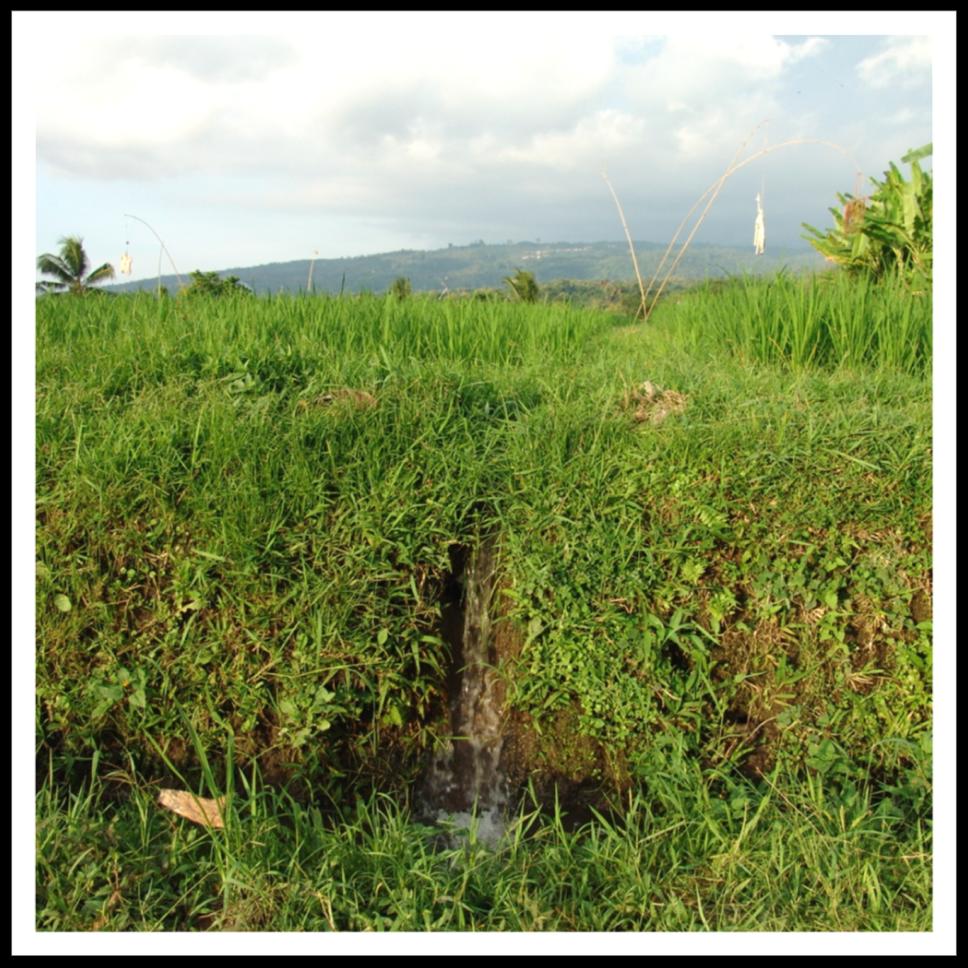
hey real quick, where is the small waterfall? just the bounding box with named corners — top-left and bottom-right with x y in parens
top-left (417, 537), bottom-right (508, 846)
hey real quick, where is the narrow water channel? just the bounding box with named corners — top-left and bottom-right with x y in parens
top-left (416, 536), bottom-right (508, 846)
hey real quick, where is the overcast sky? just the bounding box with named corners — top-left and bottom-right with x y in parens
top-left (16, 11), bottom-right (949, 284)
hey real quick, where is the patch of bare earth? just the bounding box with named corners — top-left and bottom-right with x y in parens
top-left (621, 380), bottom-right (688, 425)
top-left (710, 619), bottom-right (798, 778)
top-left (488, 594), bottom-right (630, 827)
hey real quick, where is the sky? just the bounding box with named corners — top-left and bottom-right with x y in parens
top-left (16, 11), bottom-right (947, 285)
top-left (12, 11), bottom-right (957, 956)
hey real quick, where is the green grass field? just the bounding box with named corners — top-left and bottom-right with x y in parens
top-left (35, 274), bottom-right (932, 932)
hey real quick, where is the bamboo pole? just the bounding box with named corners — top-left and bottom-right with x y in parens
top-left (601, 169), bottom-right (648, 320)
top-left (603, 130), bottom-right (863, 323)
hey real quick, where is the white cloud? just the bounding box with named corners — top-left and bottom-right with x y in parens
top-left (23, 15), bottom-right (940, 262)
top-left (884, 107), bottom-right (917, 126)
top-left (625, 34), bottom-right (826, 101)
top-left (35, 27), bottom-right (831, 186)
top-left (619, 36), bottom-right (827, 163)
top-left (34, 17), bottom-right (624, 175)
top-left (493, 110), bottom-right (648, 173)
top-left (786, 36), bottom-right (828, 64)
top-left (857, 36), bottom-right (931, 89)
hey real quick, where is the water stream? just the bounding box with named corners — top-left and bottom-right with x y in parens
top-left (417, 537), bottom-right (508, 846)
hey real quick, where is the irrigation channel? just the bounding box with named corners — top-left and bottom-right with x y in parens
top-left (416, 536), bottom-right (510, 846)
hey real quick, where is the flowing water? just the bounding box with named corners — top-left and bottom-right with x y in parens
top-left (417, 537), bottom-right (508, 847)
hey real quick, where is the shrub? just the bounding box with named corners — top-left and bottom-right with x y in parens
top-left (180, 270), bottom-right (253, 298)
top-left (390, 276), bottom-right (413, 300)
top-left (802, 144), bottom-right (932, 289)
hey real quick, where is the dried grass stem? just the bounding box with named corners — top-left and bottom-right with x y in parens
top-left (606, 130), bottom-right (862, 323)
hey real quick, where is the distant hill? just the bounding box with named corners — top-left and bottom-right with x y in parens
top-left (109, 239), bottom-right (825, 296)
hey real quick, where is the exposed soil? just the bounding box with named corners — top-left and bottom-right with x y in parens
top-left (621, 380), bottom-right (688, 425)
top-left (44, 520), bottom-right (930, 827)
top-left (710, 619), bottom-right (801, 778)
top-left (487, 588), bottom-right (631, 826)
top-left (910, 583), bottom-right (932, 624)
top-left (499, 704), bottom-right (630, 829)
top-left (417, 537), bottom-right (628, 829)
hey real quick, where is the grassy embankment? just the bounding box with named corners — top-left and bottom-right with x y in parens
top-left (35, 274), bottom-right (931, 931)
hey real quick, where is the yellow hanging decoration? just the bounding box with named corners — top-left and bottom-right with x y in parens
top-left (120, 219), bottom-right (133, 275)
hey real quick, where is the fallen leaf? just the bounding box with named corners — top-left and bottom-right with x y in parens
top-left (158, 788), bottom-right (226, 828)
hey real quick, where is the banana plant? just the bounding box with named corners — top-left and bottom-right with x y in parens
top-left (802, 144), bottom-right (932, 289)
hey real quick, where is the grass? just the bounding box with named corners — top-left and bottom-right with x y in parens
top-left (36, 294), bottom-right (612, 786)
top-left (37, 751), bottom-right (930, 932)
top-left (650, 268), bottom-right (931, 373)
top-left (34, 279), bottom-right (932, 931)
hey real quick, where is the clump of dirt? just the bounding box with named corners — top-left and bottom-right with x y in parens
top-left (621, 380), bottom-right (688, 425)
top-left (910, 584), bottom-right (932, 624)
top-left (844, 593), bottom-right (897, 693)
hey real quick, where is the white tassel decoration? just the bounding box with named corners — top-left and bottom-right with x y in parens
top-left (753, 192), bottom-right (766, 255)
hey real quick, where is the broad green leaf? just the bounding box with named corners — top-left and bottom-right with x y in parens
top-left (53, 594), bottom-right (72, 612)
top-left (901, 143), bottom-right (932, 164)
top-left (313, 685), bottom-right (335, 707)
top-left (902, 190), bottom-right (918, 235)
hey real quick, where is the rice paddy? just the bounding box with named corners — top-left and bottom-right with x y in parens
top-left (34, 273), bottom-right (932, 934)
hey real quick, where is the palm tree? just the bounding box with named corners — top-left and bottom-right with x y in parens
top-left (36, 236), bottom-right (115, 295)
top-left (504, 268), bottom-right (539, 303)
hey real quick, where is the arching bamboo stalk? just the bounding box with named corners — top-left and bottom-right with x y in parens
top-left (604, 130), bottom-right (862, 323)
top-left (642, 123), bottom-right (768, 318)
top-left (601, 169), bottom-right (648, 320)
top-left (644, 138), bottom-right (861, 321)
top-left (124, 213), bottom-right (186, 293)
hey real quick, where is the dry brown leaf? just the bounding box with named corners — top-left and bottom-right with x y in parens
top-left (158, 788), bottom-right (226, 828)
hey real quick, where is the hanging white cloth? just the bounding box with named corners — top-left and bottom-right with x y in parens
top-left (753, 192), bottom-right (766, 255)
